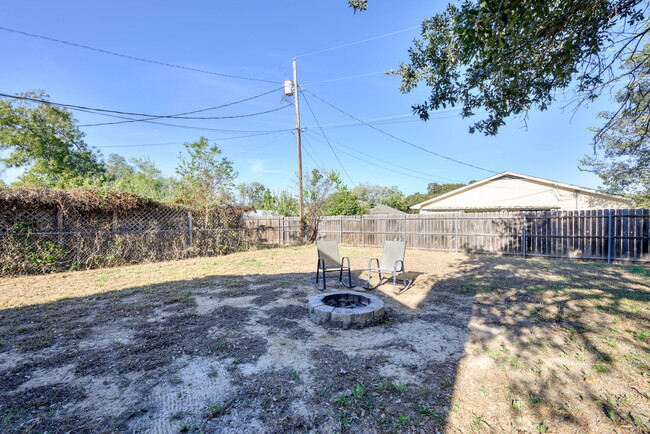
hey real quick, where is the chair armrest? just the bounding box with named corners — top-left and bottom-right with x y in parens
top-left (341, 256), bottom-right (351, 268)
top-left (368, 257), bottom-right (379, 269)
top-left (393, 260), bottom-right (404, 273)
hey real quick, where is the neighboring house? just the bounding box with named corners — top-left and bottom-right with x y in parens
top-left (411, 171), bottom-right (632, 213)
top-left (361, 202), bottom-right (407, 215)
top-left (243, 210), bottom-right (279, 217)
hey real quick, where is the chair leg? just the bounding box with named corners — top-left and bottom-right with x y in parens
top-left (312, 260), bottom-right (326, 291)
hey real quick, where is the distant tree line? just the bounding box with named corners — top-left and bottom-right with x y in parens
top-left (0, 90), bottom-right (472, 218)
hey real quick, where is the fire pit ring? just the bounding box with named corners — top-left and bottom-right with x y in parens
top-left (308, 291), bottom-right (385, 329)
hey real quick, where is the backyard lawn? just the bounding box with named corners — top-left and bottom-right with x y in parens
top-left (0, 246), bottom-right (648, 433)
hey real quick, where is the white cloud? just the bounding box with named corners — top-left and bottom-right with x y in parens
top-left (250, 159), bottom-right (291, 175)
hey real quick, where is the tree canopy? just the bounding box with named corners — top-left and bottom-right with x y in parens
top-left (350, 1), bottom-right (649, 142)
top-left (105, 154), bottom-right (177, 202)
top-left (174, 137), bottom-right (238, 209)
top-left (0, 90), bottom-right (105, 186)
top-left (581, 44), bottom-right (650, 207)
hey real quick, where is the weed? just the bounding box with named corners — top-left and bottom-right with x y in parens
top-left (392, 382), bottom-right (408, 392)
top-left (350, 384), bottom-right (365, 399)
top-left (373, 377), bottom-right (391, 391)
top-left (632, 330), bottom-right (650, 341)
top-left (170, 411), bottom-right (185, 421)
top-left (509, 395), bottom-right (523, 411)
top-left (479, 385), bottom-right (486, 396)
top-left (396, 414), bottom-right (410, 425)
top-left (335, 392), bottom-right (352, 406)
top-left (603, 336), bottom-right (618, 348)
top-left (534, 422), bottom-right (549, 433)
top-left (212, 341), bottom-right (227, 351)
top-left (607, 408), bottom-right (618, 423)
top-left (417, 404), bottom-right (441, 419)
top-left (471, 414), bottom-right (486, 430)
top-left (333, 410), bottom-right (351, 428)
top-left (288, 368), bottom-right (300, 380)
top-left (528, 394), bottom-right (541, 405)
top-left (593, 364), bottom-right (610, 373)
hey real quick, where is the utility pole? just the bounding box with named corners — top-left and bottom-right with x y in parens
top-left (292, 58), bottom-right (304, 238)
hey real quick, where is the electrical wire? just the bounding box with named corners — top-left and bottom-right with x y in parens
top-left (316, 131), bottom-right (463, 183)
top-left (303, 130), bottom-right (463, 183)
top-left (0, 89), bottom-right (286, 120)
top-left (0, 26), bottom-right (279, 84)
top-left (296, 25), bottom-right (419, 58)
top-left (301, 134), bottom-right (327, 170)
top-left (299, 91), bottom-right (356, 186)
top-left (302, 89), bottom-right (499, 174)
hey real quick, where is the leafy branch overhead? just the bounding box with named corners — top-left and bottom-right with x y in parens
top-left (350, 0), bottom-right (649, 140)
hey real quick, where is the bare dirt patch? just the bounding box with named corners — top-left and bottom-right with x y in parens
top-left (0, 246), bottom-right (648, 432)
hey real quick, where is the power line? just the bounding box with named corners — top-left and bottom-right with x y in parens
top-left (300, 90), bottom-right (356, 186)
top-left (296, 25), bottom-right (419, 58)
top-left (304, 130), bottom-right (463, 184)
top-left (304, 131), bottom-right (433, 182)
top-left (303, 89), bottom-right (499, 174)
top-left (75, 87), bottom-right (282, 126)
top-left (301, 140), bottom-right (325, 171)
top-left (0, 89), bottom-right (286, 120)
top-left (74, 109), bottom-right (292, 132)
top-left (79, 104), bottom-right (292, 126)
top-left (301, 134), bottom-right (327, 170)
top-left (0, 25), bottom-right (279, 84)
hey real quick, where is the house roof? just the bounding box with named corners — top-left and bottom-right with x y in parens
top-left (367, 203), bottom-right (407, 215)
top-left (410, 171), bottom-right (631, 210)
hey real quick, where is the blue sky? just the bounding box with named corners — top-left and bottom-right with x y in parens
top-left (0, 0), bottom-right (619, 195)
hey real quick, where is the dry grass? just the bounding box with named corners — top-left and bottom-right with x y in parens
top-left (0, 246), bottom-right (648, 432)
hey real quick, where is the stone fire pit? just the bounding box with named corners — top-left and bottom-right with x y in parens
top-left (308, 291), bottom-right (385, 329)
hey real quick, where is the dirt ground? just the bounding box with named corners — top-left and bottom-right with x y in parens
top-left (0, 246), bottom-right (648, 433)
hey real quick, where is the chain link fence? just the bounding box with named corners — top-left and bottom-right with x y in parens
top-left (0, 204), bottom-right (274, 276)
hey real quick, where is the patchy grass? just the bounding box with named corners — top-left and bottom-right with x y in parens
top-left (0, 246), bottom-right (648, 432)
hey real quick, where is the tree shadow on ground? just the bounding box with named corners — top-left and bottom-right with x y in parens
top-left (0, 267), bottom-right (469, 433)
top-left (0, 254), bottom-right (648, 432)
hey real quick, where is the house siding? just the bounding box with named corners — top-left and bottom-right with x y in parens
top-left (419, 176), bottom-right (631, 212)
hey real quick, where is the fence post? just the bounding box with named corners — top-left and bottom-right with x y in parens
top-left (187, 211), bottom-right (193, 248)
top-left (403, 215), bottom-right (407, 243)
top-left (340, 215), bottom-right (343, 244)
top-left (455, 213), bottom-right (459, 253)
top-left (522, 214), bottom-right (527, 258)
top-left (361, 215), bottom-right (365, 248)
top-left (607, 209), bottom-right (613, 263)
top-left (278, 217), bottom-right (282, 247)
top-left (56, 207), bottom-right (64, 246)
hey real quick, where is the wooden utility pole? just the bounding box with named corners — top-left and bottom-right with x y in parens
top-left (293, 58), bottom-right (304, 238)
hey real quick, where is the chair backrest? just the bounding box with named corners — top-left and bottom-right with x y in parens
top-left (316, 240), bottom-right (341, 268)
top-left (380, 240), bottom-right (406, 270)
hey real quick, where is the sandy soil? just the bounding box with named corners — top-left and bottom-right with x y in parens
top-left (0, 246), bottom-right (648, 433)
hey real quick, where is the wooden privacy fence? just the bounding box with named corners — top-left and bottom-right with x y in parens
top-left (315, 210), bottom-right (650, 263)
